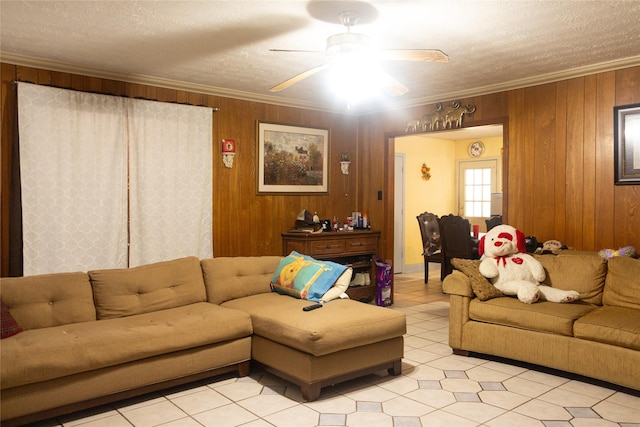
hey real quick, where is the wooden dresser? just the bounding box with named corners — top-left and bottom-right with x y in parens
top-left (281, 230), bottom-right (384, 303)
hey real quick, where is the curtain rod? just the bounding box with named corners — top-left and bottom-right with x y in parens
top-left (13, 80), bottom-right (220, 111)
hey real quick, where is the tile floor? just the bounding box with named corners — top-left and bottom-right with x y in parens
top-left (29, 268), bottom-right (640, 427)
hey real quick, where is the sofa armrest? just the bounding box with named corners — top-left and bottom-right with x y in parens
top-left (442, 271), bottom-right (474, 297)
top-left (442, 271), bottom-right (473, 350)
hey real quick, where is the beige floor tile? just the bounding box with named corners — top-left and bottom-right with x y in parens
top-left (170, 387), bottom-right (233, 415)
top-left (404, 388), bottom-right (457, 408)
top-left (404, 348), bottom-right (444, 364)
top-left (442, 401), bottom-right (506, 423)
top-left (376, 374), bottom-right (421, 395)
top-left (514, 398), bottom-right (572, 421)
top-left (263, 404), bottom-right (320, 427)
top-left (381, 395), bottom-right (435, 417)
top-left (538, 387), bottom-right (602, 407)
top-left (303, 394), bottom-right (356, 414)
top-left (120, 400), bottom-right (186, 427)
top-left (236, 393), bottom-right (298, 418)
top-left (213, 381), bottom-right (264, 401)
top-left (157, 417), bottom-right (204, 427)
top-left (466, 365), bottom-right (516, 382)
top-left (479, 390), bottom-right (531, 410)
top-left (404, 363), bottom-right (447, 381)
top-left (345, 411), bottom-right (393, 427)
top-left (419, 409), bottom-right (481, 427)
top-left (592, 400), bottom-right (640, 423)
top-left (502, 376), bottom-right (554, 398)
top-left (606, 390), bottom-right (640, 408)
top-left (62, 413), bottom-right (132, 427)
top-left (485, 410), bottom-right (545, 427)
top-left (192, 403), bottom-right (258, 427)
top-left (557, 379), bottom-right (616, 400)
top-left (341, 384), bottom-right (399, 402)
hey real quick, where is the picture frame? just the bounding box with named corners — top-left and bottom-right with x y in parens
top-left (614, 103), bottom-right (640, 185)
top-left (257, 122), bottom-right (329, 194)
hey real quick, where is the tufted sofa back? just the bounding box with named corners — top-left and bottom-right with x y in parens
top-left (201, 256), bottom-right (282, 305)
top-left (0, 272), bottom-right (96, 329)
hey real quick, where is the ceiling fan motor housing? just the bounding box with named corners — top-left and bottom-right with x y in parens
top-left (326, 32), bottom-right (371, 53)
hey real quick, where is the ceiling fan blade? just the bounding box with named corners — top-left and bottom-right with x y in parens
top-left (378, 71), bottom-right (409, 97)
top-left (378, 49), bottom-right (449, 62)
top-left (269, 49), bottom-right (324, 54)
top-left (270, 63), bottom-right (331, 92)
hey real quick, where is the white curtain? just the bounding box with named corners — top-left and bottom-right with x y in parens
top-left (128, 99), bottom-right (212, 266)
top-left (18, 83), bottom-right (128, 275)
top-left (18, 83), bottom-right (213, 274)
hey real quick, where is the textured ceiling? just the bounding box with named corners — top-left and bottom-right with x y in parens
top-left (2, 1), bottom-right (640, 114)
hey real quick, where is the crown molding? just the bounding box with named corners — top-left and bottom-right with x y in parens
top-left (390, 55), bottom-right (640, 114)
top-left (3, 52), bottom-right (640, 115)
top-left (0, 52), bottom-right (333, 112)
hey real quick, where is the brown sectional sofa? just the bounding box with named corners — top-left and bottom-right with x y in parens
top-left (443, 252), bottom-right (640, 391)
top-left (1, 255), bottom-right (406, 426)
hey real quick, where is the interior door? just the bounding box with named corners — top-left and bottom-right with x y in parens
top-left (393, 154), bottom-right (405, 274)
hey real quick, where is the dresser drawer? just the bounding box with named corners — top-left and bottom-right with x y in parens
top-left (309, 239), bottom-right (346, 256)
top-left (345, 236), bottom-right (378, 253)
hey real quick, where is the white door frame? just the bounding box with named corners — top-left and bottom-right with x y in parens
top-left (394, 153), bottom-right (406, 274)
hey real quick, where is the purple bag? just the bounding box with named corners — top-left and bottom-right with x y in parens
top-left (374, 258), bottom-right (392, 307)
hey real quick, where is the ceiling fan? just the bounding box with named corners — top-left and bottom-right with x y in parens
top-left (269, 11), bottom-right (448, 96)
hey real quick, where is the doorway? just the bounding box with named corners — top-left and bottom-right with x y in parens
top-left (391, 122), bottom-right (506, 274)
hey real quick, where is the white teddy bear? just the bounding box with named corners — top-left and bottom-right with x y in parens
top-left (478, 224), bottom-right (580, 304)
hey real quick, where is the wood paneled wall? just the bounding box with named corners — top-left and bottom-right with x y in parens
top-left (0, 63), bottom-right (360, 275)
top-left (2, 63), bottom-right (639, 275)
top-left (358, 67), bottom-right (640, 260)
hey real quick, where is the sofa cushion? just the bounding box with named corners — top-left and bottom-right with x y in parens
top-left (451, 258), bottom-right (503, 301)
top-left (0, 272), bottom-right (96, 329)
top-left (222, 293), bottom-right (406, 357)
top-left (469, 297), bottom-right (597, 336)
top-left (201, 256), bottom-right (282, 305)
top-left (0, 302), bottom-right (252, 389)
top-left (574, 306), bottom-right (640, 351)
top-left (535, 254), bottom-right (607, 304)
top-left (270, 251), bottom-right (348, 302)
top-left (602, 256), bottom-right (640, 309)
top-left (1, 300), bottom-right (23, 338)
top-left (89, 257), bottom-right (206, 319)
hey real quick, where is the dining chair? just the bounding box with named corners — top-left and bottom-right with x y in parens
top-left (438, 214), bottom-right (480, 278)
top-left (416, 212), bottom-right (444, 283)
top-left (485, 214), bottom-right (502, 231)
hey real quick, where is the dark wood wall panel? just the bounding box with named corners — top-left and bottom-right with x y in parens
top-left (1, 64), bottom-right (360, 275)
top-left (361, 66), bottom-right (640, 259)
top-left (2, 62), bottom-right (639, 275)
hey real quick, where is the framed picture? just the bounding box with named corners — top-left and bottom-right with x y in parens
top-left (257, 122), bottom-right (329, 194)
top-left (614, 103), bottom-right (640, 185)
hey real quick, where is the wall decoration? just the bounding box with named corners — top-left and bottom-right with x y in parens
top-left (340, 152), bottom-right (351, 175)
top-left (614, 103), bottom-right (640, 185)
top-left (421, 163), bottom-right (431, 181)
top-left (222, 139), bottom-right (236, 168)
top-left (257, 122), bottom-right (329, 194)
top-left (403, 100), bottom-right (476, 133)
top-left (468, 141), bottom-right (485, 157)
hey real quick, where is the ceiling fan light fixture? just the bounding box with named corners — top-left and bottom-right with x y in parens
top-left (329, 55), bottom-right (383, 103)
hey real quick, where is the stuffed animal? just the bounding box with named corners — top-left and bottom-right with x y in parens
top-left (598, 246), bottom-right (636, 260)
top-left (478, 224), bottom-right (580, 304)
